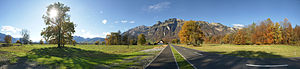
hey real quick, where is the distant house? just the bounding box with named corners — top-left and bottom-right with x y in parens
top-left (157, 40), bottom-right (164, 45)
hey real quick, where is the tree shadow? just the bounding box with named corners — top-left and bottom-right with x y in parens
top-left (221, 51), bottom-right (282, 58)
top-left (2, 47), bottom-right (143, 69)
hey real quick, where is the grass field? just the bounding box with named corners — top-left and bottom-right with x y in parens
top-left (170, 46), bottom-right (194, 69)
top-left (175, 44), bottom-right (300, 58)
top-left (0, 44), bottom-right (161, 69)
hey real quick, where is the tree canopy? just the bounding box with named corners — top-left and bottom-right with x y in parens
top-left (41, 2), bottom-right (76, 47)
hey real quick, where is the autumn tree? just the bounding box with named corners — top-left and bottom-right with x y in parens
top-left (95, 41), bottom-right (99, 45)
top-left (4, 35), bottom-right (12, 45)
top-left (294, 25), bottom-right (300, 45)
top-left (41, 2), bottom-right (76, 48)
top-left (274, 22), bottom-right (283, 44)
top-left (281, 18), bottom-right (293, 44)
top-left (233, 29), bottom-right (247, 45)
top-left (179, 20), bottom-right (205, 46)
top-left (137, 33), bottom-right (146, 45)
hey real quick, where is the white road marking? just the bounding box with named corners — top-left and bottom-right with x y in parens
top-left (172, 45), bottom-right (198, 69)
top-left (246, 64), bottom-right (288, 67)
top-left (193, 52), bottom-right (203, 56)
top-left (144, 45), bottom-right (167, 69)
top-left (170, 45), bottom-right (180, 69)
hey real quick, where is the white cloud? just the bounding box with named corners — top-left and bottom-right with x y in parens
top-left (232, 24), bottom-right (245, 27)
top-left (102, 19), bottom-right (107, 24)
top-left (101, 32), bottom-right (111, 38)
top-left (129, 21), bottom-right (135, 23)
top-left (75, 29), bottom-right (101, 38)
top-left (0, 26), bottom-right (22, 38)
top-left (114, 21), bottom-right (119, 23)
top-left (121, 20), bottom-right (128, 23)
top-left (147, 2), bottom-right (171, 11)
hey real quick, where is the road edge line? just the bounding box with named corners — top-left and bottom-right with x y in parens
top-left (172, 44), bottom-right (198, 69)
top-left (144, 45), bottom-right (168, 69)
top-left (170, 45), bottom-right (180, 69)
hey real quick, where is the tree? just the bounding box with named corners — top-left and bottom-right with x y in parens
top-left (40, 39), bottom-right (44, 44)
top-left (223, 34), bottom-right (231, 44)
top-left (72, 40), bottom-right (76, 46)
top-left (41, 2), bottom-right (76, 48)
top-left (122, 34), bottom-right (129, 45)
top-left (179, 20), bottom-right (205, 46)
top-left (95, 41), bottom-right (100, 45)
top-left (294, 25), bottom-right (300, 45)
top-left (16, 40), bottom-right (21, 44)
top-left (233, 29), bottom-right (247, 45)
top-left (137, 33), bottom-right (146, 45)
top-left (281, 18), bottom-right (293, 44)
top-left (274, 22), bottom-right (283, 44)
top-left (20, 29), bottom-right (30, 45)
top-left (4, 35), bottom-right (12, 46)
top-left (172, 39), bottom-right (180, 44)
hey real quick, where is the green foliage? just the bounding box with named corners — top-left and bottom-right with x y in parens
top-left (20, 29), bottom-right (30, 45)
top-left (4, 35), bottom-right (12, 45)
top-left (40, 39), bottom-right (44, 44)
top-left (137, 33), bottom-right (146, 45)
top-left (171, 39), bottom-right (180, 44)
top-left (41, 2), bottom-right (76, 47)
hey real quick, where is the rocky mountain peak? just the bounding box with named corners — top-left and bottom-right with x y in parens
top-left (123, 18), bottom-right (238, 42)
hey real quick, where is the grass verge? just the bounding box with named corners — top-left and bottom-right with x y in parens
top-left (175, 44), bottom-right (300, 58)
top-left (170, 45), bottom-right (194, 69)
top-left (0, 44), bottom-right (159, 68)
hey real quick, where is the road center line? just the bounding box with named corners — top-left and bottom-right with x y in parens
top-left (246, 64), bottom-right (288, 68)
top-left (193, 52), bottom-right (203, 56)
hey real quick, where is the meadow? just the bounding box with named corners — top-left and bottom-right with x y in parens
top-left (0, 44), bottom-right (161, 69)
top-left (175, 44), bottom-right (300, 58)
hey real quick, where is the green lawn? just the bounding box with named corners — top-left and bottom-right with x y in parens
top-left (170, 46), bottom-right (194, 69)
top-left (175, 44), bottom-right (300, 58)
top-left (0, 44), bottom-right (160, 69)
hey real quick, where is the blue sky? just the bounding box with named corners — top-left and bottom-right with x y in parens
top-left (0, 0), bottom-right (299, 41)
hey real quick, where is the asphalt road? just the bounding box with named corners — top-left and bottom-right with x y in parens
top-left (172, 45), bottom-right (300, 69)
top-left (145, 45), bottom-right (178, 69)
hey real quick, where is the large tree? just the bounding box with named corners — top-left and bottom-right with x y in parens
top-left (179, 21), bottom-right (205, 46)
top-left (137, 33), bottom-right (146, 45)
top-left (20, 29), bottom-right (30, 45)
top-left (41, 2), bottom-right (76, 48)
top-left (4, 35), bottom-right (12, 45)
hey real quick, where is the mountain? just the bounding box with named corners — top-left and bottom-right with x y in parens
top-left (0, 33), bottom-right (19, 43)
top-left (73, 36), bottom-right (105, 43)
top-left (123, 18), bottom-right (239, 42)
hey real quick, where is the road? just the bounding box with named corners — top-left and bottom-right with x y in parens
top-left (172, 45), bottom-right (300, 69)
top-left (145, 45), bottom-right (178, 69)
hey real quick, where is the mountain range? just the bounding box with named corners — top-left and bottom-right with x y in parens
top-left (0, 33), bottom-right (104, 43)
top-left (123, 18), bottom-right (240, 42)
top-left (1, 18), bottom-right (240, 43)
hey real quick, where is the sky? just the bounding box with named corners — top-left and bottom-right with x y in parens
top-left (0, 0), bottom-right (299, 42)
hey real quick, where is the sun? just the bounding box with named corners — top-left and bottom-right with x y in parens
top-left (49, 8), bottom-right (58, 18)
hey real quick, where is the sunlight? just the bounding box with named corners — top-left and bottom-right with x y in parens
top-left (49, 8), bottom-right (58, 18)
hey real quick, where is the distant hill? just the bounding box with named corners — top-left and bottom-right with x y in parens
top-left (123, 18), bottom-right (240, 42)
top-left (73, 36), bottom-right (105, 43)
top-left (0, 33), bottom-right (19, 43)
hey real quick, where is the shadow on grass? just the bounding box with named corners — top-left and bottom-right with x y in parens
top-left (2, 47), bottom-right (143, 69)
top-left (224, 51), bottom-right (282, 58)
